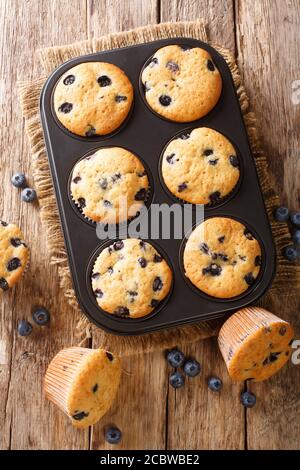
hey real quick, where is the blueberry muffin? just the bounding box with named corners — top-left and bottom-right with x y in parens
top-left (141, 45), bottom-right (222, 122)
top-left (183, 217), bottom-right (262, 298)
top-left (91, 238), bottom-right (172, 318)
top-left (44, 347), bottom-right (121, 429)
top-left (0, 220), bottom-right (29, 292)
top-left (71, 147), bottom-right (149, 224)
top-left (54, 62), bottom-right (133, 136)
top-left (161, 127), bottom-right (240, 204)
top-left (218, 307), bottom-right (294, 382)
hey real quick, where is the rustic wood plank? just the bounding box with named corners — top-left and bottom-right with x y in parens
top-left (160, 0), bottom-right (245, 450)
top-left (86, 0), bottom-right (168, 450)
top-left (236, 0), bottom-right (300, 450)
top-left (160, 0), bottom-right (235, 50)
top-left (0, 0), bottom-right (89, 450)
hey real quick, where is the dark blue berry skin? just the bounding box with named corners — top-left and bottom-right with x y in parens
top-left (183, 359), bottom-right (201, 377)
top-left (11, 173), bottom-right (26, 188)
top-left (293, 230), bottom-right (300, 245)
top-left (166, 349), bottom-right (185, 368)
top-left (241, 391), bottom-right (256, 408)
top-left (274, 206), bottom-right (289, 222)
top-left (105, 426), bottom-right (122, 444)
top-left (283, 245), bottom-right (298, 261)
top-left (21, 187), bottom-right (37, 203)
top-left (18, 320), bottom-right (33, 337)
top-left (207, 376), bottom-right (223, 392)
top-left (169, 371), bottom-right (185, 389)
top-left (290, 212), bottom-right (300, 227)
top-left (32, 307), bottom-right (50, 326)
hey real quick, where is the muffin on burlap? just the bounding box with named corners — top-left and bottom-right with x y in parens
top-left (44, 347), bottom-right (121, 428)
top-left (0, 220), bottom-right (30, 292)
top-left (54, 62), bottom-right (133, 136)
top-left (91, 238), bottom-right (173, 318)
top-left (161, 127), bottom-right (240, 204)
top-left (70, 147), bottom-right (149, 224)
top-left (218, 307), bottom-right (294, 382)
top-left (141, 45), bottom-right (222, 122)
top-left (183, 217), bottom-right (262, 298)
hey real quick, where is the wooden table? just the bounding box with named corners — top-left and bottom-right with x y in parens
top-left (1, 0), bottom-right (299, 450)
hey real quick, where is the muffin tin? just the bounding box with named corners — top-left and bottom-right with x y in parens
top-left (40, 37), bottom-right (276, 335)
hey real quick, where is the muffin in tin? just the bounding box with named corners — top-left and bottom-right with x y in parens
top-left (0, 220), bottom-right (30, 292)
top-left (53, 62), bottom-right (133, 136)
top-left (91, 238), bottom-right (173, 318)
top-left (141, 45), bottom-right (222, 122)
top-left (161, 127), bottom-right (240, 205)
top-left (70, 147), bottom-right (149, 224)
top-left (183, 217), bottom-right (262, 299)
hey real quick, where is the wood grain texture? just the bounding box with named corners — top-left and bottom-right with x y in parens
top-left (236, 0), bottom-right (300, 450)
top-left (0, 0), bottom-right (89, 450)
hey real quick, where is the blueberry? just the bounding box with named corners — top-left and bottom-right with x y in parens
top-left (7, 257), bottom-right (21, 271)
top-left (166, 349), bottom-right (185, 368)
top-left (138, 257), bottom-right (147, 268)
top-left (94, 289), bottom-right (104, 298)
top-left (113, 240), bottom-right (124, 251)
top-left (293, 230), bottom-right (300, 245)
top-left (72, 411), bottom-right (89, 421)
top-left (209, 191), bottom-right (221, 204)
top-left (166, 153), bottom-right (175, 164)
top-left (209, 158), bottom-right (219, 166)
top-left (115, 95), bottom-right (127, 102)
top-left (21, 187), bottom-right (37, 203)
top-left (63, 74), bottom-right (75, 85)
top-left (183, 359), bottom-right (201, 377)
top-left (166, 61), bottom-right (179, 72)
top-left (114, 306), bottom-right (130, 317)
top-left (135, 188), bottom-right (147, 201)
top-left (91, 272), bottom-right (100, 280)
top-left (178, 182), bottom-right (187, 192)
top-left (0, 277), bottom-right (9, 291)
top-left (203, 149), bottom-right (213, 157)
top-left (218, 236), bottom-right (225, 243)
top-left (290, 212), bottom-right (300, 227)
top-left (105, 426), bottom-right (122, 444)
top-left (32, 306), bottom-right (50, 326)
top-left (244, 228), bottom-right (254, 240)
top-left (150, 299), bottom-right (160, 308)
top-left (255, 255), bottom-right (262, 266)
top-left (58, 102), bottom-right (73, 113)
top-left (207, 59), bottom-right (215, 71)
top-left (85, 125), bottom-right (96, 137)
top-left (283, 245), bottom-right (298, 261)
top-left (10, 238), bottom-right (26, 247)
top-left (229, 155), bottom-right (239, 168)
top-left (241, 391), bottom-right (256, 408)
top-left (18, 320), bottom-right (33, 337)
top-left (199, 242), bottom-right (209, 254)
top-left (92, 383), bottom-right (98, 393)
top-left (97, 75), bottom-right (111, 87)
top-left (106, 352), bottom-right (114, 361)
top-left (72, 176), bottom-right (81, 184)
top-left (274, 206), bottom-right (289, 222)
top-left (208, 376), bottom-right (223, 392)
top-left (103, 200), bottom-right (112, 207)
top-left (244, 272), bottom-right (255, 285)
top-left (153, 276), bottom-right (163, 292)
top-left (169, 371), bottom-right (185, 389)
top-left (149, 57), bottom-right (158, 67)
top-left (77, 197), bottom-right (86, 209)
top-left (11, 173), bottom-right (26, 188)
top-left (99, 177), bottom-right (108, 190)
top-left (159, 95), bottom-right (172, 106)
top-left (153, 254), bottom-right (162, 263)
top-left (202, 263), bottom-right (222, 276)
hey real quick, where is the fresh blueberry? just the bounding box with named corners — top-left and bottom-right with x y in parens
top-left (32, 306), bottom-right (50, 326)
top-left (63, 74), bottom-right (75, 85)
top-left (166, 349), bottom-right (185, 368)
top-left (274, 206), bottom-right (289, 222)
top-left (183, 359), bottom-right (201, 377)
top-left (169, 371), bottom-right (185, 389)
top-left (208, 376), bottom-right (223, 392)
top-left (18, 320), bottom-right (33, 337)
top-left (21, 187), bottom-right (37, 203)
top-left (293, 230), bottom-right (300, 245)
top-left (97, 75), bottom-right (112, 87)
top-left (159, 95), bottom-right (172, 106)
top-left (283, 245), bottom-right (298, 261)
top-left (241, 391), bottom-right (256, 408)
top-left (290, 212), bottom-right (300, 227)
top-left (11, 173), bottom-right (26, 188)
top-left (105, 426), bottom-right (122, 444)
top-left (58, 102), bottom-right (73, 113)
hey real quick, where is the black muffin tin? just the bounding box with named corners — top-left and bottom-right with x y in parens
top-left (40, 37), bottom-right (276, 335)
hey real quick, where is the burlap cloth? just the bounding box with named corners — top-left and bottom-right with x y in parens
top-left (19, 20), bottom-right (300, 355)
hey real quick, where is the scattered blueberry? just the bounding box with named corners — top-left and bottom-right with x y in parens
top-left (166, 349), bottom-right (185, 368)
top-left (63, 74), bottom-right (75, 85)
top-left (183, 359), bottom-right (201, 377)
top-left (229, 155), bottom-right (239, 168)
top-left (208, 376), bottom-right (223, 392)
top-left (72, 411), bottom-right (89, 421)
top-left (153, 276), bottom-right (163, 291)
top-left (150, 299), bottom-right (160, 308)
top-left (244, 272), bottom-right (255, 285)
top-left (138, 257), bottom-right (147, 268)
top-left (113, 240), bottom-right (124, 251)
top-left (105, 426), bottom-right (122, 444)
top-left (169, 371), bottom-right (185, 389)
top-left (11, 173), bottom-right (26, 188)
top-left (166, 153), bottom-right (175, 164)
top-left (153, 254), bottom-right (162, 263)
top-left (21, 187), bottom-right (37, 203)
top-left (202, 263), bottom-right (222, 276)
top-left (203, 149), bottom-right (213, 157)
top-left (135, 188), bottom-right (147, 201)
top-left (115, 95), bottom-right (127, 103)
top-left (77, 197), bottom-right (86, 209)
top-left (32, 306), bottom-right (50, 326)
top-left (97, 75), bottom-right (111, 87)
top-left (207, 59), bottom-right (215, 71)
top-left (114, 306), bottom-right (130, 317)
top-left (0, 277), bottom-right (9, 291)
top-left (209, 158), bottom-right (219, 166)
top-left (72, 176), bottom-right (81, 184)
top-left (283, 245), bottom-right (298, 261)
top-left (58, 102), bottom-right (73, 113)
top-left (159, 95), bottom-right (172, 106)
top-left (18, 320), bottom-right (33, 337)
top-left (241, 391), bottom-right (256, 408)
top-left (166, 61), bottom-right (179, 72)
top-left (290, 212), bottom-right (300, 227)
top-left (274, 206), bottom-right (289, 222)
top-left (149, 57), bottom-right (158, 67)
top-left (94, 289), bottom-right (104, 298)
top-left (178, 182), bottom-right (187, 192)
top-left (7, 257), bottom-right (21, 271)
top-left (209, 191), bottom-right (221, 204)
top-left (106, 352), bottom-right (114, 361)
top-left (293, 230), bottom-right (300, 245)
top-left (85, 125), bottom-right (96, 137)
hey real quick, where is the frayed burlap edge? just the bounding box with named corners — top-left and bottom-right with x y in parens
top-left (19, 20), bottom-right (300, 355)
